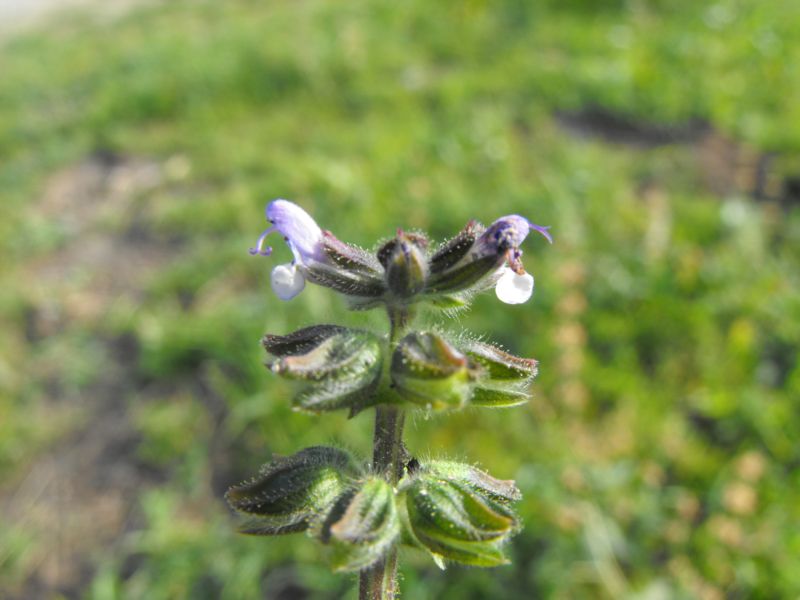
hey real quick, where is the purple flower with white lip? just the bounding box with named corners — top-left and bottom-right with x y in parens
top-left (250, 199), bottom-right (325, 300)
top-left (478, 215), bottom-right (552, 305)
top-left (251, 201), bottom-right (551, 307)
top-left (424, 213), bottom-right (552, 305)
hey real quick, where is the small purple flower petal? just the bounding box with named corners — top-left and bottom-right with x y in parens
top-left (482, 215), bottom-right (531, 252)
top-left (250, 199), bottom-right (324, 264)
top-left (478, 214), bottom-right (552, 257)
top-left (266, 199), bottom-right (324, 264)
top-left (471, 213), bottom-right (551, 302)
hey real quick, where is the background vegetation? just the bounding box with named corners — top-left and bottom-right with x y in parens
top-left (1, 0), bottom-right (799, 598)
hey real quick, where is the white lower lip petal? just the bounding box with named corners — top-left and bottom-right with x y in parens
top-left (271, 263), bottom-right (306, 300)
top-left (495, 268), bottom-right (534, 304)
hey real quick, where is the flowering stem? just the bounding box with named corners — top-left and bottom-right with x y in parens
top-left (359, 405), bottom-right (404, 599)
top-left (359, 309), bottom-right (409, 600)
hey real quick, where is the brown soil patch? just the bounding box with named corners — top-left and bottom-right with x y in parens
top-left (2, 152), bottom-right (179, 598)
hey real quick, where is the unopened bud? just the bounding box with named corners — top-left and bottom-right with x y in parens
top-left (378, 230), bottom-right (429, 298)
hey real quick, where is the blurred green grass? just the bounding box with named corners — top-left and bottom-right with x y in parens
top-left (1, 0), bottom-right (799, 598)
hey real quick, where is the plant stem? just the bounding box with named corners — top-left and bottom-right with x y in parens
top-left (359, 405), bottom-right (404, 599)
top-left (371, 404), bottom-right (406, 485)
top-left (359, 308), bottom-right (409, 600)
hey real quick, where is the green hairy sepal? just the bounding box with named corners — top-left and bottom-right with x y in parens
top-left (263, 325), bottom-right (384, 415)
top-left (398, 460), bottom-right (522, 568)
top-left (390, 331), bottom-right (477, 410)
top-left (318, 478), bottom-right (401, 572)
top-left (227, 450), bottom-right (522, 572)
top-left (225, 446), bottom-right (360, 535)
top-left (462, 339), bottom-right (538, 408)
top-left (390, 332), bottom-right (538, 410)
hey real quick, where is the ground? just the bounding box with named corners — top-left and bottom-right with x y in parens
top-left (1, 1), bottom-right (799, 598)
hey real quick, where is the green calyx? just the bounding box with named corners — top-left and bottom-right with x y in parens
top-left (228, 452), bottom-right (522, 572)
top-left (390, 331), bottom-right (477, 410)
top-left (390, 332), bottom-right (538, 410)
top-left (318, 477), bottom-right (401, 572)
top-left (263, 325), bottom-right (383, 415)
top-left (398, 461), bottom-right (522, 568)
top-left (225, 446), bottom-right (360, 536)
top-left (462, 339), bottom-right (538, 408)
top-left (264, 326), bottom-right (538, 414)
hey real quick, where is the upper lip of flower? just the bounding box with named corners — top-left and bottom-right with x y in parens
top-left (474, 215), bottom-right (551, 304)
top-left (249, 199), bottom-right (324, 265)
top-left (250, 199), bottom-right (327, 301)
top-left (470, 214), bottom-right (552, 277)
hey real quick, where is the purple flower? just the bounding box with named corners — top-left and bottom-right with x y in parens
top-left (478, 215), bottom-right (552, 304)
top-left (250, 199), bottom-right (325, 300)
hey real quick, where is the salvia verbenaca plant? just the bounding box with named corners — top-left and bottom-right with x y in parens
top-left (227, 200), bottom-right (552, 599)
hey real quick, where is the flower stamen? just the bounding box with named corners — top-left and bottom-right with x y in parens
top-left (249, 226), bottom-right (276, 256)
top-left (527, 222), bottom-right (553, 244)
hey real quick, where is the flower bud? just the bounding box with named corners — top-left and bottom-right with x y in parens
top-left (377, 230), bottom-right (429, 299)
top-left (318, 477), bottom-right (400, 572)
top-left (390, 332), bottom-right (478, 410)
top-left (225, 446), bottom-right (359, 536)
top-left (399, 461), bottom-right (521, 568)
top-left (264, 325), bottom-right (383, 414)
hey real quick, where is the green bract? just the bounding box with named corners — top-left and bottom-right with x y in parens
top-left (225, 447), bottom-right (359, 535)
top-left (319, 477), bottom-right (401, 572)
top-left (391, 331), bottom-right (477, 410)
top-left (263, 324), bottom-right (384, 415)
top-left (398, 460), bottom-right (521, 568)
top-left (390, 332), bottom-right (538, 410)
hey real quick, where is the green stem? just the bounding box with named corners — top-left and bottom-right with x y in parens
top-left (359, 405), bottom-right (404, 600)
top-left (359, 308), bottom-right (410, 600)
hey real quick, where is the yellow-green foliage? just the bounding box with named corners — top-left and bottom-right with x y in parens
top-left (1, 0), bottom-right (799, 598)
